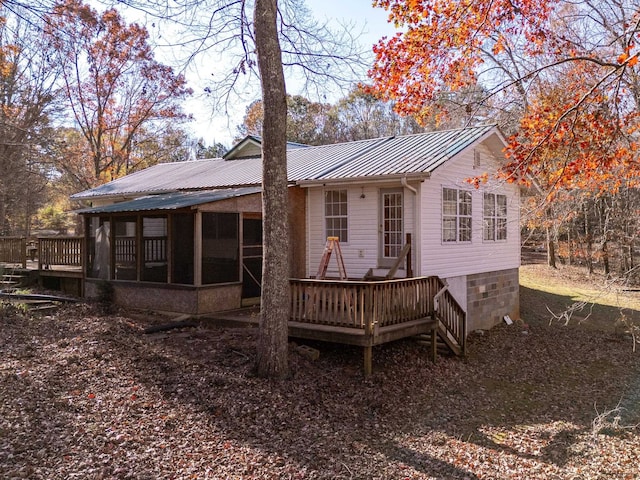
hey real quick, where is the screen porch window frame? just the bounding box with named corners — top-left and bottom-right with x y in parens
top-left (324, 189), bottom-right (348, 243)
top-left (442, 187), bottom-right (472, 243)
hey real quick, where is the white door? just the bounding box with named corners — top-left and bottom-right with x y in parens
top-left (379, 189), bottom-right (403, 268)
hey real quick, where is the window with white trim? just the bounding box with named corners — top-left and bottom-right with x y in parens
top-left (483, 192), bottom-right (507, 241)
top-left (325, 189), bottom-right (348, 242)
top-left (442, 187), bottom-right (472, 243)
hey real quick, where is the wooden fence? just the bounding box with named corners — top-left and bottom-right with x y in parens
top-left (0, 237), bottom-right (27, 268)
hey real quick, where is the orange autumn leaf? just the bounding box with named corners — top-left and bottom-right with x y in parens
top-left (369, 0), bottom-right (640, 192)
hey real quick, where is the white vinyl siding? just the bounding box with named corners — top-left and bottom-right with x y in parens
top-left (305, 134), bottom-right (519, 282)
top-left (307, 183), bottom-right (416, 279)
top-left (421, 142), bottom-right (520, 279)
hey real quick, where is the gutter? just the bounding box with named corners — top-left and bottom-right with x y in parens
top-left (296, 172), bottom-right (430, 188)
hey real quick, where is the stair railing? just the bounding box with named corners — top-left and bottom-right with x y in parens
top-left (431, 277), bottom-right (467, 355)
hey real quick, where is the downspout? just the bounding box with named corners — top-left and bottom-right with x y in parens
top-left (401, 176), bottom-right (417, 195)
top-left (401, 177), bottom-right (418, 276)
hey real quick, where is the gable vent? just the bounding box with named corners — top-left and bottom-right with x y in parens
top-left (473, 150), bottom-right (481, 169)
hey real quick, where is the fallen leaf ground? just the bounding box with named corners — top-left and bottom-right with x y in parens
top-left (1, 265), bottom-right (639, 479)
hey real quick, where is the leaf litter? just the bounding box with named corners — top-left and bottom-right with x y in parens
top-left (0, 300), bottom-right (639, 479)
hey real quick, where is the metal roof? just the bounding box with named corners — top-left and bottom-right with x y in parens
top-left (320, 124), bottom-right (496, 180)
top-left (76, 187), bottom-right (262, 214)
top-left (286, 137), bottom-right (386, 180)
top-left (71, 125), bottom-right (500, 200)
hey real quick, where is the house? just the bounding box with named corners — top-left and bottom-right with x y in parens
top-left (71, 125), bottom-right (520, 339)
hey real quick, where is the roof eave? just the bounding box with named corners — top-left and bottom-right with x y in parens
top-left (70, 189), bottom-right (178, 203)
top-left (296, 172), bottom-right (430, 187)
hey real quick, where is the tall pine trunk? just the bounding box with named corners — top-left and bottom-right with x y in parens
top-left (254, 0), bottom-right (290, 378)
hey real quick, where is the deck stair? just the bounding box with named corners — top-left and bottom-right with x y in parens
top-left (1, 272), bottom-right (28, 291)
top-left (415, 324), bottom-right (463, 357)
top-left (431, 279), bottom-right (466, 356)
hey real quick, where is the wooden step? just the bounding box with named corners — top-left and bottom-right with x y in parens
top-left (436, 323), bottom-right (463, 356)
top-left (415, 325), bottom-right (464, 357)
top-left (1, 274), bottom-right (28, 288)
top-left (415, 333), bottom-right (457, 355)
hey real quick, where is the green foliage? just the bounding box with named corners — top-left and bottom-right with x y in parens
top-left (36, 203), bottom-right (74, 234)
top-left (0, 301), bottom-right (27, 320)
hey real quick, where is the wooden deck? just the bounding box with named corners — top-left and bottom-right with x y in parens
top-left (290, 276), bottom-right (465, 375)
top-left (1, 237), bottom-right (83, 293)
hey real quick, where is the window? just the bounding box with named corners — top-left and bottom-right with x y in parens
top-left (114, 217), bottom-right (137, 280)
top-left (483, 193), bottom-right (507, 241)
top-left (442, 187), bottom-right (472, 243)
top-left (325, 190), bottom-right (348, 242)
top-left (142, 216), bottom-right (167, 283)
top-left (87, 217), bottom-right (110, 280)
top-left (85, 212), bottom-right (197, 285)
top-left (202, 212), bottom-right (239, 284)
top-left (171, 213), bottom-right (194, 285)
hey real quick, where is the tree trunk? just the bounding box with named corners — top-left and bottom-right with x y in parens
top-left (584, 202), bottom-right (594, 274)
top-left (254, 0), bottom-right (290, 378)
top-left (546, 227), bottom-right (556, 269)
top-left (543, 206), bottom-right (557, 268)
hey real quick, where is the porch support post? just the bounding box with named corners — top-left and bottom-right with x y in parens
top-left (406, 233), bottom-right (413, 278)
top-left (194, 211), bottom-right (202, 287)
top-left (166, 214), bottom-right (173, 284)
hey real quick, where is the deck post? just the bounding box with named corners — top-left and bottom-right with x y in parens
top-left (363, 283), bottom-right (375, 376)
top-left (363, 345), bottom-right (372, 377)
top-left (431, 325), bottom-right (438, 363)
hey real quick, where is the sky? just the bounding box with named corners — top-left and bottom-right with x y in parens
top-left (184, 0), bottom-right (398, 147)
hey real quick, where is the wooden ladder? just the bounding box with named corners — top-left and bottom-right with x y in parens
top-left (316, 236), bottom-right (347, 280)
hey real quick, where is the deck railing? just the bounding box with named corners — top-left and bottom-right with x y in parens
top-left (290, 276), bottom-right (440, 330)
top-left (38, 237), bottom-right (84, 269)
top-left (290, 275), bottom-right (466, 353)
top-left (0, 237), bottom-right (27, 268)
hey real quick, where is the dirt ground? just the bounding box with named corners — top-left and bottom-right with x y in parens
top-left (1, 265), bottom-right (639, 479)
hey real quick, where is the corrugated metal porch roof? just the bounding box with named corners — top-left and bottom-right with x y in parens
top-left (76, 187), bottom-right (262, 214)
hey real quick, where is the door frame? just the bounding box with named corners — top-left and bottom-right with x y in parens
top-left (378, 188), bottom-right (404, 268)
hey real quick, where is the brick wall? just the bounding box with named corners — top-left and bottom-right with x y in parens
top-left (466, 268), bottom-right (519, 332)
